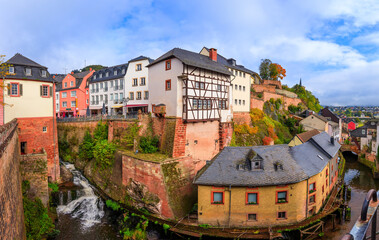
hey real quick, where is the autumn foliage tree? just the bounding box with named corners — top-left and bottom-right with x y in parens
top-left (259, 59), bottom-right (286, 81)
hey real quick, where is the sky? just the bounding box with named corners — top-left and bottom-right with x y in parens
top-left (1, 0), bottom-right (379, 106)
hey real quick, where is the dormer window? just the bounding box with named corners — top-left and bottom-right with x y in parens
top-left (9, 66), bottom-right (14, 74)
top-left (99, 73), bottom-right (103, 78)
top-left (94, 75), bottom-right (97, 79)
top-left (274, 162), bottom-right (283, 171)
top-left (114, 70), bottom-right (117, 75)
top-left (252, 161), bottom-right (261, 170)
top-left (41, 70), bottom-right (47, 77)
top-left (106, 72), bottom-right (109, 77)
top-left (122, 68), bottom-right (125, 74)
top-left (25, 68), bottom-right (32, 76)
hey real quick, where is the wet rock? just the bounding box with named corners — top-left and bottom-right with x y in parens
top-left (60, 164), bottom-right (73, 183)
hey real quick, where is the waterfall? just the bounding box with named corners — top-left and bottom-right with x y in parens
top-left (57, 162), bottom-right (105, 229)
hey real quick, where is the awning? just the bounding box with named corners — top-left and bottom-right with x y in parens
top-left (89, 106), bottom-right (103, 110)
top-left (126, 104), bottom-right (148, 107)
top-left (112, 105), bottom-right (123, 109)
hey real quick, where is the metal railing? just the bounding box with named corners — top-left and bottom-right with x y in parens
top-left (57, 113), bottom-right (138, 122)
top-left (342, 189), bottom-right (379, 240)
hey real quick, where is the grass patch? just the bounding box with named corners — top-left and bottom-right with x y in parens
top-left (121, 149), bottom-right (169, 162)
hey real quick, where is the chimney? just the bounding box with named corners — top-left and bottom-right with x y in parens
top-left (209, 48), bottom-right (217, 62)
top-left (330, 136), bottom-right (335, 145)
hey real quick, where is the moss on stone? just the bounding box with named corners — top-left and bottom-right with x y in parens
top-left (160, 120), bottom-right (176, 157)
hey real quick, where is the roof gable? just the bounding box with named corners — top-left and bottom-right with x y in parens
top-left (6, 53), bottom-right (46, 68)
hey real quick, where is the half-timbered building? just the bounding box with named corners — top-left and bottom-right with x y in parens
top-left (148, 48), bottom-right (233, 160)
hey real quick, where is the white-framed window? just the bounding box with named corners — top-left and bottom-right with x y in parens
top-left (25, 68), bottom-right (32, 76)
top-left (110, 81), bottom-right (113, 87)
top-left (133, 78), bottom-right (138, 86)
top-left (71, 101), bottom-right (76, 107)
top-left (120, 93), bottom-right (123, 100)
top-left (70, 81), bottom-right (74, 87)
top-left (114, 70), bottom-right (117, 75)
top-left (99, 73), bottom-right (102, 78)
top-left (137, 92), bottom-right (141, 100)
top-left (94, 75), bottom-right (97, 79)
top-left (100, 95), bottom-right (103, 101)
top-left (114, 79), bottom-right (118, 87)
top-left (86, 99), bottom-right (89, 104)
top-left (144, 91), bottom-right (149, 100)
top-left (64, 82), bottom-right (67, 88)
top-left (140, 77), bottom-right (146, 85)
top-left (110, 93), bottom-right (113, 100)
top-left (62, 92), bottom-right (67, 98)
top-left (42, 126), bottom-right (47, 133)
top-left (11, 83), bottom-right (19, 96)
top-left (9, 66), bottom-right (14, 74)
top-left (42, 70), bottom-right (47, 77)
top-left (136, 63), bottom-right (142, 71)
top-left (62, 101), bottom-right (67, 107)
top-left (71, 91), bottom-right (76, 97)
top-left (106, 72), bottom-right (109, 77)
top-left (115, 93), bottom-right (118, 100)
top-left (42, 85), bottom-right (49, 97)
top-left (193, 99), bottom-right (198, 109)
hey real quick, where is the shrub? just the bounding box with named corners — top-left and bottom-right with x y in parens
top-left (93, 140), bottom-right (116, 170)
top-left (94, 121), bottom-right (108, 141)
top-left (48, 182), bottom-right (59, 193)
top-left (79, 130), bottom-right (94, 161)
top-left (106, 200), bottom-right (121, 211)
top-left (257, 93), bottom-right (263, 98)
top-left (122, 120), bottom-right (141, 149)
top-left (139, 136), bottom-right (159, 153)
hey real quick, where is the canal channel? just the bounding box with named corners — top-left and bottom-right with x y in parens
top-left (325, 151), bottom-right (379, 239)
top-left (53, 153), bottom-right (379, 240)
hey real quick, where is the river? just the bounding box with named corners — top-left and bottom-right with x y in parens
top-left (325, 151), bottom-right (379, 239)
top-left (54, 162), bottom-right (122, 240)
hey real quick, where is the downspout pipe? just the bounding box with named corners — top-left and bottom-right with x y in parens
top-left (306, 178), bottom-right (309, 218)
top-left (228, 184), bottom-right (232, 227)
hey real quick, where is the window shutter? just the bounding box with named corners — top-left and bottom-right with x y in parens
top-left (40, 85), bottom-right (42, 96)
top-left (20, 84), bottom-right (23, 96)
top-left (7, 84), bottom-right (10, 95)
top-left (49, 86), bottom-right (52, 97)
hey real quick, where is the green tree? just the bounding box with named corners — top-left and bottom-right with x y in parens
top-left (345, 109), bottom-right (352, 117)
top-left (81, 65), bottom-right (105, 72)
top-left (94, 121), bottom-right (108, 141)
top-left (259, 59), bottom-right (272, 80)
top-left (93, 140), bottom-right (116, 170)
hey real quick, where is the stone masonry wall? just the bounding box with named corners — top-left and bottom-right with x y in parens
top-left (122, 154), bottom-right (206, 218)
top-left (20, 152), bottom-right (49, 207)
top-left (172, 118), bottom-right (187, 158)
top-left (17, 117), bottom-right (60, 181)
top-left (251, 97), bottom-right (265, 111)
top-left (0, 121), bottom-right (26, 240)
top-left (233, 112), bottom-right (251, 125)
top-left (219, 122), bottom-right (233, 150)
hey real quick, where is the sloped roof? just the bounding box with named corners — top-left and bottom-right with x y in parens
top-left (129, 55), bottom-right (154, 64)
top-left (296, 129), bottom-right (320, 143)
top-left (320, 107), bottom-right (340, 124)
top-left (5, 53), bottom-right (53, 82)
top-left (90, 63), bottom-right (128, 83)
top-left (201, 47), bottom-right (258, 76)
top-left (194, 132), bottom-right (340, 187)
top-left (350, 126), bottom-right (368, 138)
top-left (147, 48), bottom-right (232, 75)
top-left (6, 53), bottom-right (46, 68)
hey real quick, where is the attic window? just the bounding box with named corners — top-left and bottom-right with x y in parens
top-left (114, 70), bottom-right (117, 75)
top-left (362, 129), bottom-right (366, 134)
top-left (274, 162), bottom-right (283, 171)
top-left (42, 70), bottom-right (47, 77)
top-left (252, 161), bottom-right (262, 170)
top-left (106, 72), bottom-right (109, 77)
top-left (94, 75), bottom-right (96, 79)
top-left (317, 155), bottom-right (324, 160)
top-left (9, 66), bottom-right (14, 74)
top-left (100, 73), bottom-right (103, 78)
top-left (122, 69), bottom-right (125, 74)
top-left (25, 68), bottom-right (32, 76)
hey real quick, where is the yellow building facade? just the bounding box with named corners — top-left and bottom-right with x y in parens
top-left (195, 132), bottom-right (340, 227)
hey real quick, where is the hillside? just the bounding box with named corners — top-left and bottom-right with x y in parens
top-left (284, 84), bottom-right (322, 112)
top-left (232, 99), bottom-right (299, 146)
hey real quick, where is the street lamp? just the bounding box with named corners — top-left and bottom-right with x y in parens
top-left (123, 97), bottom-right (130, 117)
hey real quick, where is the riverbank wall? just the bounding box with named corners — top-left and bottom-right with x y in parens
top-left (358, 152), bottom-right (379, 178)
top-left (0, 120), bottom-right (26, 240)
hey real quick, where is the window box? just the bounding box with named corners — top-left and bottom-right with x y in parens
top-left (276, 190), bottom-right (288, 204)
top-left (211, 191), bottom-right (224, 205)
top-left (277, 199), bottom-right (287, 203)
top-left (309, 189), bottom-right (316, 194)
top-left (246, 192), bottom-right (259, 205)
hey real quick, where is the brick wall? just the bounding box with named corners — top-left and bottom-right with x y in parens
top-left (219, 122), bottom-right (233, 150)
top-left (233, 112), bottom-right (251, 125)
top-left (17, 117), bottom-right (60, 181)
top-left (172, 118), bottom-right (186, 158)
top-left (262, 80), bottom-right (282, 89)
top-left (251, 97), bottom-right (265, 111)
top-left (0, 122), bottom-right (26, 239)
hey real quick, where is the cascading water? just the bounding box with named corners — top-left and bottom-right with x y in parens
top-left (57, 162), bottom-right (105, 228)
top-left (55, 162), bottom-right (121, 240)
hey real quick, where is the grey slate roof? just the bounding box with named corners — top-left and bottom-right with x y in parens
top-left (309, 132), bottom-right (340, 158)
top-left (194, 132), bottom-right (340, 187)
top-left (202, 47), bottom-right (258, 76)
top-left (90, 63), bottom-right (128, 83)
top-left (147, 48), bottom-right (232, 75)
top-left (320, 107), bottom-right (340, 124)
top-left (350, 126), bottom-right (368, 138)
top-left (5, 53), bottom-right (54, 83)
top-left (129, 55), bottom-right (154, 64)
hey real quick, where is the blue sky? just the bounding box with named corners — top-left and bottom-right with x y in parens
top-left (1, 0), bottom-right (379, 106)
